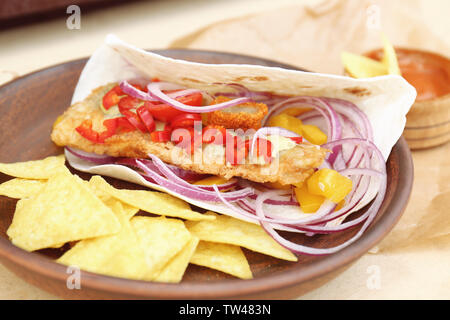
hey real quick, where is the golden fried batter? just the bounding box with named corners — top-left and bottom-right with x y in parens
top-left (51, 85), bottom-right (327, 185)
top-left (206, 96), bottom-right (268, 130)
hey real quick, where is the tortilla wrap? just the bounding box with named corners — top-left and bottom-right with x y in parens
top-left (65, 34), bottom-right (416, 229)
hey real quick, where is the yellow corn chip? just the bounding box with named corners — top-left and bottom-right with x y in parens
top-left (154, 236), bottom-right (200, 283)
top-left (102, 197), bottom-right (139, 220)
top-left (90, 175), bottom-right (215, 221)
top-left (186, 212), bottom-right (297, 261)
top-left (7, 171), bottom-right (121, 251)
top-left (0, 155), bottom-right (66, 179)
top-left (131, 216), bottom-right (191, 280)
top-left (0, 178), bottom-right (46, 199)
top-left (86, 179), bottom-right (139, 220)
top-left (57, 201), bottom-right (148, 280)
top-left (341, 51), bottom-right (388, 78)
top-left (190, 241), bottom-right (253, 279)
top-left (381, 33), bottom-right (401, 75)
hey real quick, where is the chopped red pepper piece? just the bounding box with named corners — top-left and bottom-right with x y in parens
top-left (144, 92), bottom-right (204, 122)
top-left (98, 118), bottom-right (117, 142)
top-left (118, 96), bottom-right (141, 114)
top-left (121, 110), bottom-right (147, 133)
top-left (171, 127), bottom-right (202, 155)
top-left (144, 101), bottom-right (186, 122)
top-left (289, 136), bottom-right (303, 144)
top-left (75, 118), bottom-right (126, 143)
top-left (75, 120), bottom-right (99, 143)
top-left (225, 133), bottom-right (248, 165)
top-left (256, 138), bottom-right (272, 163)
top-left (102, 85), bottom-right (125, 110)
top-left (202, 125), bottom-right (226, 145)
top-left (177, 92), bottom-right (203, 107)
top-left (136, 106), bottom-right (156, 133)
top-left (151, 130), bottom-right (171, 143)
top-left (170, 113), bottom-right (202, 128)
top-left (115, 117), bottom-right (136, 133)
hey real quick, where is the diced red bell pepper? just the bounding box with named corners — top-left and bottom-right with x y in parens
top-left (76, 118), bottom-right (124, 143)
top-left (225, 133), bottom-right (248, 165)
top-left (289, 136), bottom-right (303, 144)
top-left (121, 110), bottom-right (147, 133)
top-left (102, 85), bottom-right (125, 110)
top-left (202, 125), bottom-right (227, 145)
top-left (136, 106), bottom-right (156, 133)
top-left (75, 120), bottom-right (99, 143)
top-left (115, 117), bottom-right (136, 133)
top-left (144, 101), bottom-right (186, 122)
top-left (256, 138), bottom-right (272, 163)
top-left (98, 118), bottom-right (118, 142)
top-left (171, 127), bottom-right (202, 155)
top-left (118, 96), bottom-right (141, 114)
top-left (177, 92), bottom-right (203, 107)
top-left (144, 92), bottom-right (204, 122)
top-left (170, 113), bottom-right (202, 128)
top-left (151, 130), bottom-right (171, 142)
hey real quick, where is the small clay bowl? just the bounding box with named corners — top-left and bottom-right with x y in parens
top-left (365, 48), bottom-right (450, 150)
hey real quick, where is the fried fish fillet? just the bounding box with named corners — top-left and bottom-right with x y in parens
top-left (51, 84), bottom-right (327, 185)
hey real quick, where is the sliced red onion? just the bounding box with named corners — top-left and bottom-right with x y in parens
top-left (135, 159), bottom-right (253, 202)
top-left (147, 82), bottom-right (252, 113)
top-left (65, 147), bottom-right (116, 164)
top-left (249, 126), bottom-right (301, 157)
top-left (167, 89), bottom-right (202, 99)
top-left (194, 180), bottom-right (239, 191)
top-left (119, 80), bottom-right (152, 100)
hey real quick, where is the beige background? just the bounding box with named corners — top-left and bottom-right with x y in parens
top-left (0, 0), bottom-right (449, 299)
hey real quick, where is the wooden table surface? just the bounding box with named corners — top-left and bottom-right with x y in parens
top-left (0, 0), bottom-right (448, 300)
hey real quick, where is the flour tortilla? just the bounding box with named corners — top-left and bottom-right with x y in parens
top-left (67, 34), bottom-right (416, 230)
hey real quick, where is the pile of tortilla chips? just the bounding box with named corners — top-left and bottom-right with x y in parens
top-left (0, 155), bottom-right (297, 282)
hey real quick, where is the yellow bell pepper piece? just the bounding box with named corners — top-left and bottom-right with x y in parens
top-left (294, 185), bottom-right (325, 213)
top-left (307, 168), bottom-right (353, 203)
top-left (194, 176), bottom-right (230, 186)
top-left (300, 124), bottom-right (327, 145)
top-left (267, 114), bottom-right (303, 136)
top-left (335, 200), bottom-right (345, 211)
top-left (280, 107), bottom-right (312, 117)
top-left (268, 113), bottom-right (327, 146)
top-left (265, 181), bottom-right (292, 190)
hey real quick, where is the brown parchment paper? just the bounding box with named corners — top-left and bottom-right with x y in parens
top-left (170, 0), bottom-right (450, 298)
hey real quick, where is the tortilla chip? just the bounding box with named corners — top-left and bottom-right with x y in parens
top-left (0, 155), bottom-right (66, 179)
top-left (0, 178), bottom-right (46, 199)
top-left (57, 200), bottom-right (148, 280)
top-left (7, 171), bottom-right (121, 251)
top-left (102, 197), bottom-right (139, 220)
top-left (186, 212), bottom-right (297, 261)
top-left (57, 201), bottom-right (148, 279)
top-left (190, 241), bottom-right (253, 279)
top-left (131, 216), bottom-right (191, 280)
top-left (90, 175), bottom-right (215, 221)
top-left (154, 236), bottom-right (200, 283)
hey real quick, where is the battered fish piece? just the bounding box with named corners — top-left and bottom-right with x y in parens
top-left (207, 96), bottom-right (268, 130)
top-left (51, 85), bottom-right (327, 185)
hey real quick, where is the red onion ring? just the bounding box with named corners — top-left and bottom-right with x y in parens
top-left (147, 82), bottom-right (252, 113)
top-left (66, 147), bottom-right (116, 164)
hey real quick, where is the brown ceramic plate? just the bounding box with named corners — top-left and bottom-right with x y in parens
top-left (0, 50), bottom-right (413, 299)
